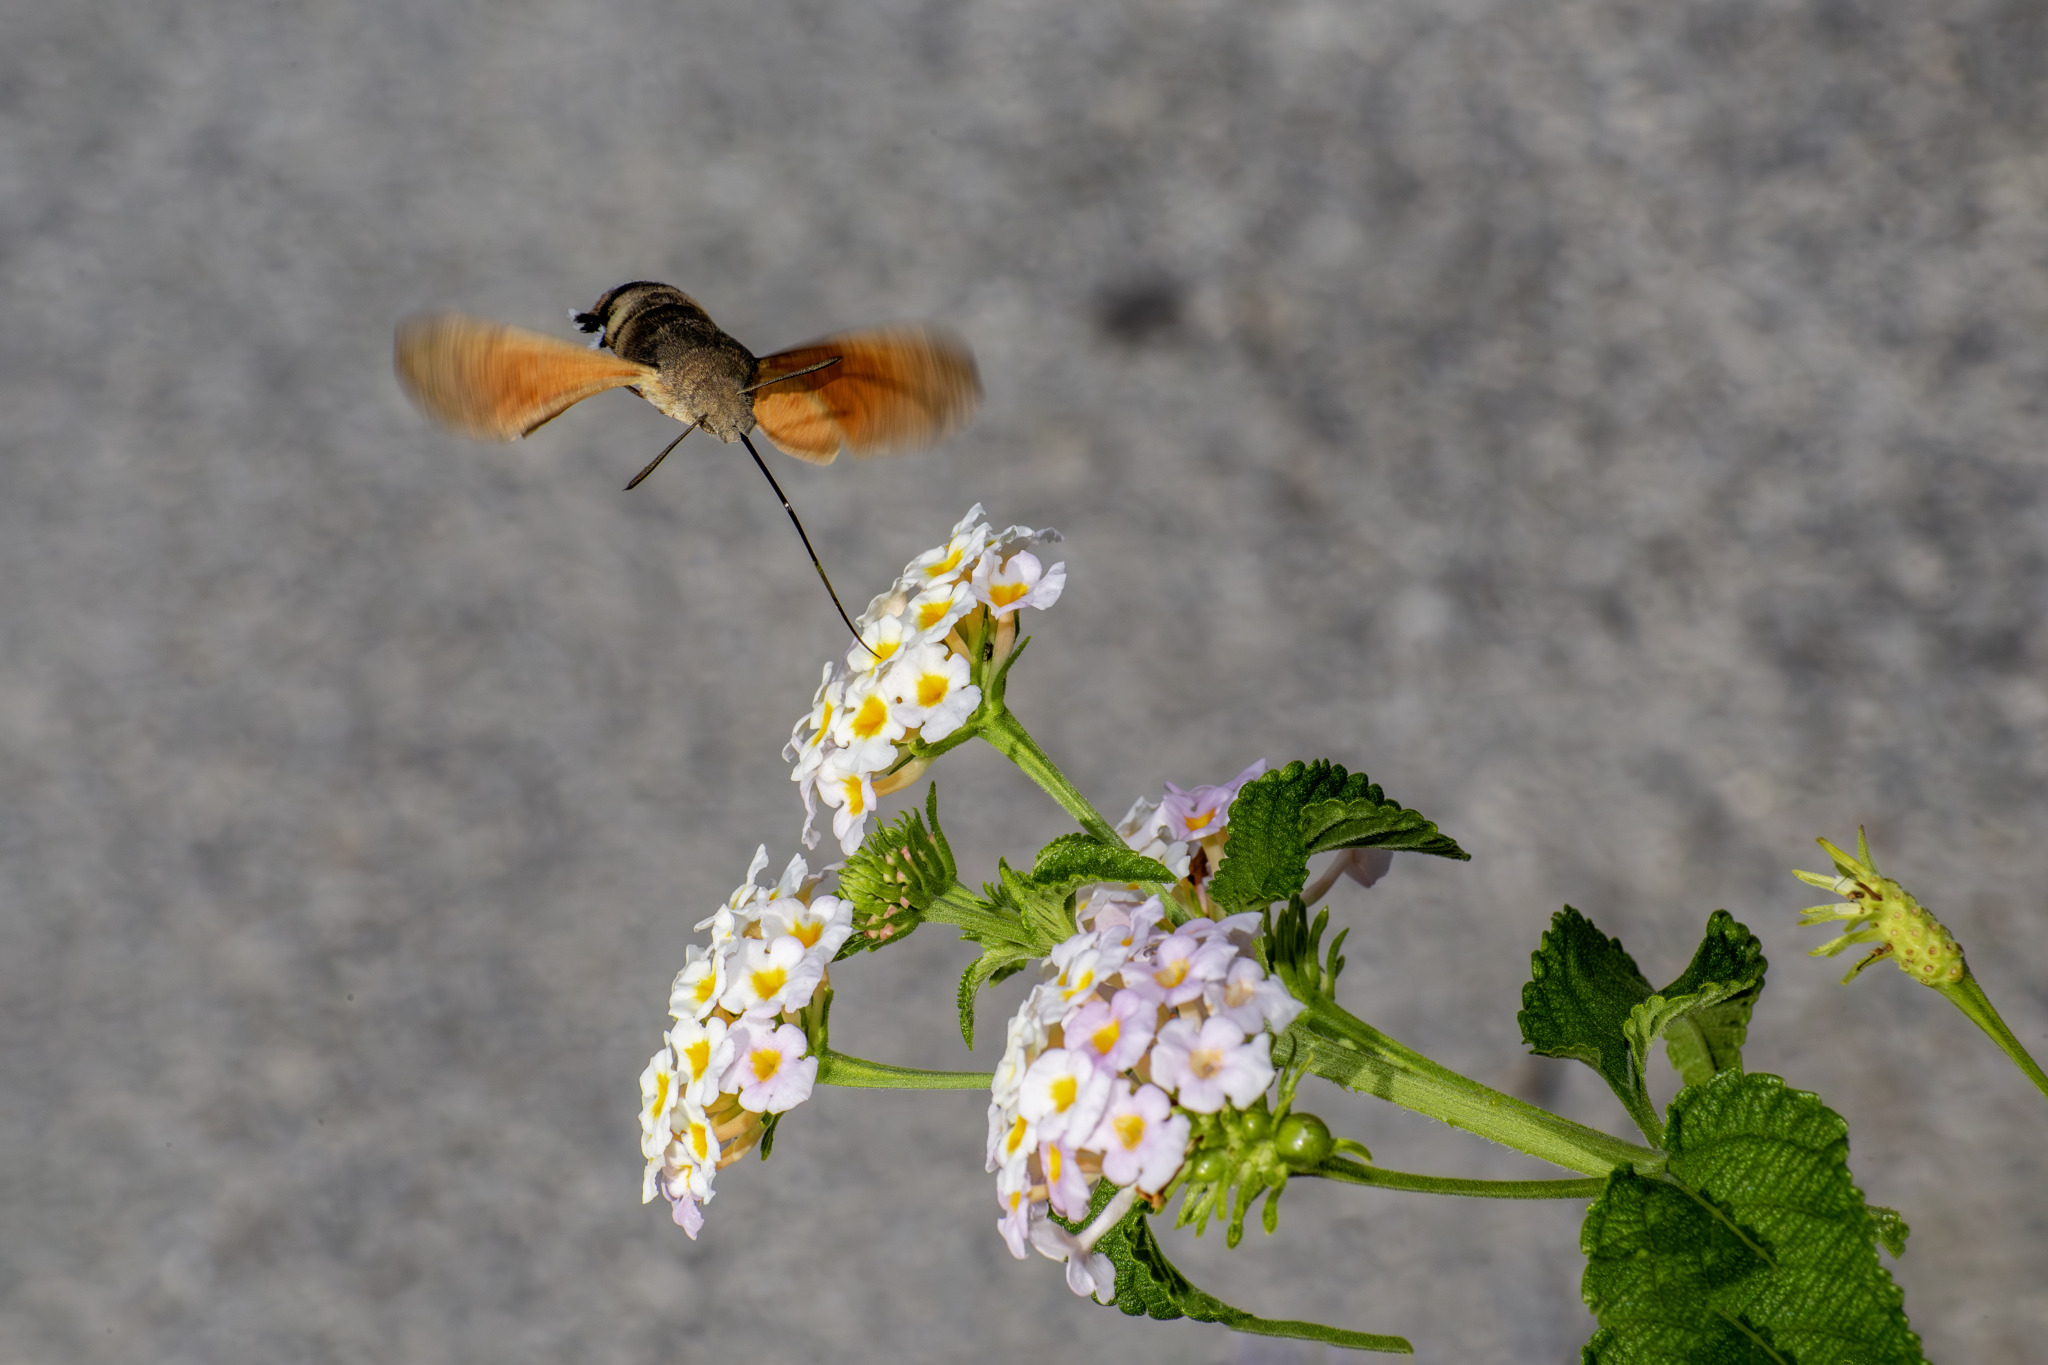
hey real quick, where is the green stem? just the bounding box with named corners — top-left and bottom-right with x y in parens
top-left (920, 880), bottom-right (1033, 948)
top-left (1286, 1003), bottom-right (1664, 1179)
top-left (976, 705), bottom-right (1123, 846)
top-left (1306, 1155), bottom-right (1607, 1201)
top-left (1940, 970), bottom-right (2048, 1102)
top-left (814, 1049), bottom-right (993, 1090)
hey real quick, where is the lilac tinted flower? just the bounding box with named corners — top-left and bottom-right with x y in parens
top-left (997, 1187), bottom-right (1035, 1260)
top-left (1149, 1016), bottom-right (1274, 1113)
top-left (1125, 931), bottom-right (1236, 1007)
top-left (721, 1020), bottom-right (818, 1113)
top-left (1039, 1138), bottom-right (1093, 1220)
top-left (1157, 760), bottom-right (1269, 842)
top-left (1063, 989), bottom-right (1158, 1072)
top-left (671, 1190), bottom-right (705, 1239)
top-left (1089, 1081), bottom-right (1191, 1193)
top-left (987, 1102), bottom-right (1036, 1176)
top-left (1204, 958), bottom-right (1304, 1035)
top-left (1028, 1217), bottom-right (1116, 1301)
top-left (1018, 1048), bottom-right (1114, 1145)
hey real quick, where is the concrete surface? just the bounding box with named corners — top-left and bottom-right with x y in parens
top-left (3, 0), bottom-right (2046, 1360)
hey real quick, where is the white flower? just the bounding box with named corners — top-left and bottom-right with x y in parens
top-left (971, 547), bottom-right (1066, 617)
top-left (665, 1095), bottom-right (720, 1200)
top-left (668, 943), bottom-right (728, 1022)
top-left (884, 644), bottom-right (980, 741)
top-left (1038, 1136), bottom-right (1093, 1220)
top-left (719, 934), bottom-right (825, 1019)
top-left (815, 750), bottom-right (880, 855)
top-left (831, 672), bottom-right (911, 754)
top-left (996, 1185), bottom-right (1036, 1260)
top-left (847, 612), bottom-right (913, 676)
top-left (722, 1020), bottom-right (818, 1113)
top-left (987, 1101), bottom-right (1037, 1177)
top-left (1018, 1048), bottom-right (1115, 1146)
top-left (903, 580), bottom-right (976, 643)
top-left (991, 1009), bottom-right (1048, 1108)
top-left (760, 892), bottom-right (854, 963)
top-left (669, 1190), bottom-right (706, 1239)
top-left (786, 665), bottom-right (843, 771)
top-left (899, 506), bottom-right (991, 592)
top-left (1088, 1081), bottom-right (1191, 1193)
top-left (1148, 1016), bottom-right (1274, 1114)
top-left (666, 1014), bottom-right (736, 1106)
top-left (1114, 798), bottom-right (1192, 882)
top-left (639, 1046), bottom-right (681, 1162)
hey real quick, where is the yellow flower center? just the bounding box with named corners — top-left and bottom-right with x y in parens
top-left (1153, 959), bottom-right (1188, 990)
top-left (808, 701), bottom-right (834, 746)
top-left (923, 543), bottom-right (966, 579)
top-left (750, 1047), bottom-right (783, 1082)
top-left (1225, 978), bottom-right (1256, 1008)
top-left (1049, 1075), bottom-right (1078, 1113)
top-left (850, 693), bottom-right (890, 740)
top-left (990, 580), bottom-right (1029, 608)
top-left (693, 973), bottom-right (718, 1009)
top-left (1046, 1144), bottom-right (1065, 1182)
top-left (837, 775), bottom-right (867, 815)
top-left (1185, 808), bottom-right (1217, 833)
top-left (646, 1071), bottom-right (671, 1122)
top-left (1005, 1114), bottom-right (1029, 1158)
top-left (748, 964), bottom-right (788, 1001)
top-left (1190, 1047), bottom-right (1224, 1080)
top-left (686, 1119), bottom-right (712, 1161)
top-left (917, 598), bottom-right (953, 629)
top-left (916, 673), bottom-right (949, 707)
top-left (1111, 1113), bottom-right (1146, 1151)
top-left (682, 1038), bottom-right (712, 1080)
top-left (790, 917), bottom-right (824, 949)
top-left (1090, 1019), bottom-right (1121, 1053)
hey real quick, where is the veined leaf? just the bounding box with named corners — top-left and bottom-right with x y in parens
top-left (1628, 911), bottom-right (1767, 1091)
top-left (1209, 760), bottom-right (1467, 916)
top-left (1580, 1071), bottom-right (1925, 1365)
top-left (1520, 907), bottom-right (1658, 1134)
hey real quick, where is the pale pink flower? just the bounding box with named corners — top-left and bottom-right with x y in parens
top-left (1158, 760), bottom-right (1269, 842)
top-left (1204, 958), bottom-right (1303, 1035)
top-left (1089, 1081), bottom-right (1191, 1193)
top-left (996, 1186), bottom-right (1036, 1260)
top-left (1039, 1137), bottom-right (1094, 1220)
top-left (1124, 930), bottom-right (1237, 1007)
top-left (1062, 989), bottom-right (1157, 1072)
top-left (671, 1191), bottom-right (706, 1239)
top-left (721, 1020), bottom-right (817, 1113)
top-left (1029, 1216), bottom-right (1117, 1301)
top-left (1149, 1016), bottom-right (1274, 1113)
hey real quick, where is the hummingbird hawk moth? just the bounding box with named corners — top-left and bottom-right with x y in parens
top-left (394, 281), bottom-right (983, 638)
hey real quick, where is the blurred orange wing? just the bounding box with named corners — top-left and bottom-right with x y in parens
top-left (749, 325), bottom-right (981, 465)
top-left (395, 314), bottom-right (655, 441)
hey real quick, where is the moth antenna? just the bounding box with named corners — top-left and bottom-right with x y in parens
top-left (738, 355), bottom-right (842, 393)
top-left (625, 427), bottom-right (691, 490)
top-left (739, 432), bottom-right (873, 656)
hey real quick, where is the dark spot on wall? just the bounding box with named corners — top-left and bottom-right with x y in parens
top-left (1094, 275), bottom-right (1185, 346)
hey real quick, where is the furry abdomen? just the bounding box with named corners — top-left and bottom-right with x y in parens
top-left (576, 282), bottom-right (758, 441)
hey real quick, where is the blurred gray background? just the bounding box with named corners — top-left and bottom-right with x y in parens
top-left (4, 0), bottom-right (2046, 1360)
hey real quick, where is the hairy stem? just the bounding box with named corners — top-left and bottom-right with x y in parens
top-left (976, 705), bottom-right (1124, 846)
top-left (1306, 1155), bottom-right (1608, 1200)
top-left (814, 1050), bottom-right (993, 1090)
top-left (1286, 1003), bottom-right (1664, 1178)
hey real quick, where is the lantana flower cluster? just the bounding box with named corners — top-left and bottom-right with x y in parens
top-left (986, 884), bottom-right (1304, 1298)
top-left (639, 847), bottom-right (851, 1237)
top-left (785, 504), bottom-right (1066, 855)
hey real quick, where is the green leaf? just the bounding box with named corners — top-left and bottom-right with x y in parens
top-left (1869, 1206), bottom-right (1910, 1259)
top-left (1580, 1071), bottom-right (1926, 1365)
top-left (957, 942), bottom-right (1030, 1049)
top-left (1520, 907), bottom-right (1660, 1139)
top-left (1063, 1185), bottom-right (1412, 1354)
top-left (1209, 760), bottom-right (1468, 916)
top-left (1630, 912), bottom-right (1768, 1091)
top-left (1029, 832), bottom-right (1173, 890)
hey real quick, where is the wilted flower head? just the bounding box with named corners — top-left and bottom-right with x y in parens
top-left (1795, 828), bottom-right (1967, 987)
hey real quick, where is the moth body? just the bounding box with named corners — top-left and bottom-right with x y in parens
top-left (574, 282), bottom-right (759, 442)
